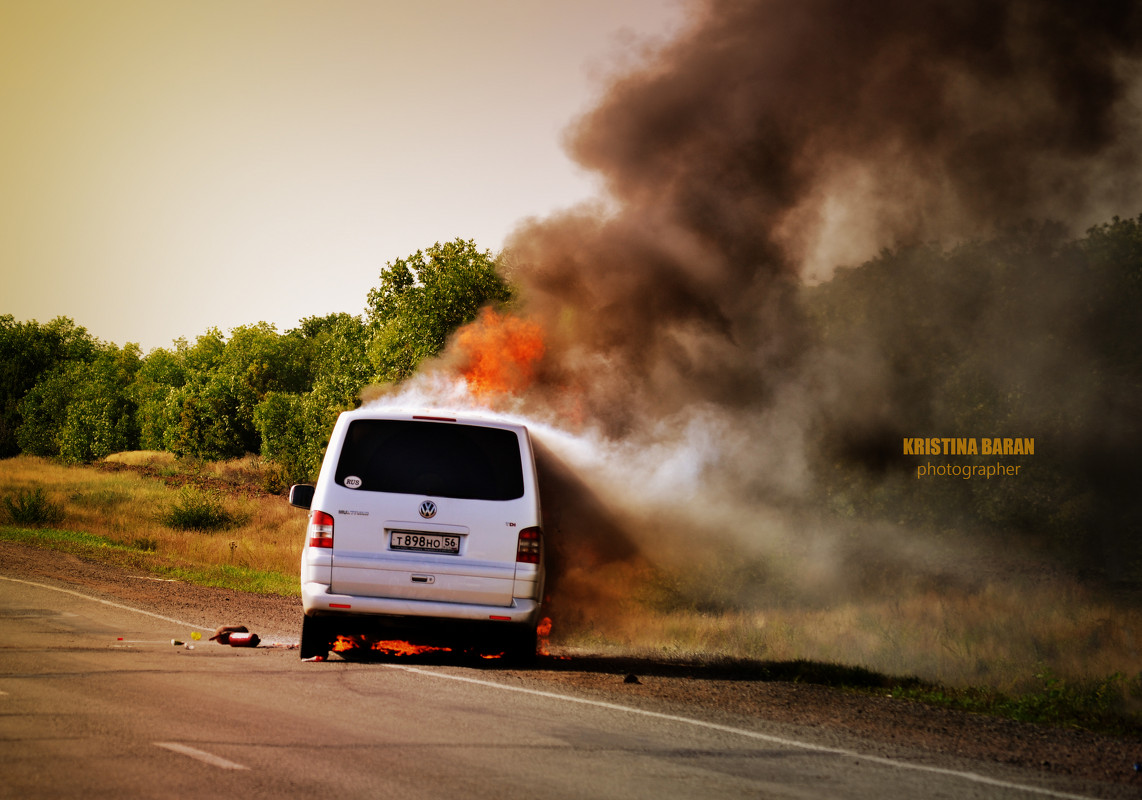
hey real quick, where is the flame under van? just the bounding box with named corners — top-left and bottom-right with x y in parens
top-left (288, 410), bottom-right (545, 661)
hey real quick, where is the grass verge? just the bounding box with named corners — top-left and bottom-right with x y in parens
top-left (775, 661), bottom-right (1142, 737)
top-left (888, 672), bottom-right (1142, 737)
top-left (0, 525), bottom-right (295, 596)
top-left (0, 454), bottom-right (302, 596)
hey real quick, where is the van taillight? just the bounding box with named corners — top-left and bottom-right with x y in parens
top-left (308, 510), bottom-right (334, 548)
top-left (516, 527), bottom-right (542, 564)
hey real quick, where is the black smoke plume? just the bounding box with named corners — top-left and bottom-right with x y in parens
top-left (506, 0), bottom-right (1142, 437)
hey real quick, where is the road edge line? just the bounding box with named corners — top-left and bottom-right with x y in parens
top-left (387, 664), bottom-right (1098, 800)
top-left (155, 742), bottom-right (249, 770)
top-left (0, 575), bottom-right (205, 629)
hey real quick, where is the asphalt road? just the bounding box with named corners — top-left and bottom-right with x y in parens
top-left (0, 577), bottom-right (1113, 800)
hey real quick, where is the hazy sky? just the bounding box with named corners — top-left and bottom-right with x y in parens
top-left (1, 0), bottom-right (687, 351)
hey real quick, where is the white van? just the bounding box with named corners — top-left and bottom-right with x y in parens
top-left (288, 410), bottom-right (545, 661)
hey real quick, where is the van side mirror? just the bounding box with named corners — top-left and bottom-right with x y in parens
top-left (288, 484), bottom-right (315, 509)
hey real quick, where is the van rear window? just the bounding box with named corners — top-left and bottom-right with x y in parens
top-left (335, 420), bottom-right (525, 500)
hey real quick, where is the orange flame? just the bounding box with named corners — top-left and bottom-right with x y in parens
top-left (536, 616), bottom-right (553, 656)
top-left (455, 308), bottom-right (545, 398)
top-left (333, 635), bottom-right (451, 656)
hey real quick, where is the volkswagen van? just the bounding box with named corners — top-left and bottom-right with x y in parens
top-left (288, 410), bottom-right (545, 661)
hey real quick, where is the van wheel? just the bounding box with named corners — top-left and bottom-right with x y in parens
top-left (300, 615), bottom-right (331, 660)
top-left (500, 626), bottom-right (537, 666)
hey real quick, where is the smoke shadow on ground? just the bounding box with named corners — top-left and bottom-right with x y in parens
top-left (526, 653), bottom-right (919, 688)
top-left (327, 648), bottom-right (918, 689)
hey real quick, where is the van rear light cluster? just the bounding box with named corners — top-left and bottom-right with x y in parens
top-left (516, 527), bottom-right (542, 564)
top-left (308, 510), bottom-right (334, 548)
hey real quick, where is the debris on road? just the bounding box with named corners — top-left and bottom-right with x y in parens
top-left (208, 624), bottom-right (249, 644)
top-left (227, 631), bottom-right (260, 647)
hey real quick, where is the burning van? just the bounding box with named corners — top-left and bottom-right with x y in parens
top-left (288, 410), bottom-right (545, 661)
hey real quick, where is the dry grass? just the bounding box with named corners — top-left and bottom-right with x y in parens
top-left (203, 453), bottom-right (288, 494)
top-left (568, 584), bottom-right (1142, 693)
top-left (0, 455), bottom-right (304, 590)
top-left (549, 552), bottom-right (1142, 704)
top-left (104, 450), bottom-right (178, 468)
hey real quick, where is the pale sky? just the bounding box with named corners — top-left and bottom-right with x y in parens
top-left (1, 0), bottom-right (688, 351)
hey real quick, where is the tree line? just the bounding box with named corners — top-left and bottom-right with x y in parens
top-left (1, 239), bottom-right (511, 483)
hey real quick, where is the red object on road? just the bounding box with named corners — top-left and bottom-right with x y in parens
top-left (209, 624), bottom-right (249, 644)
top-left (227, 632), bottom-right (260, 647)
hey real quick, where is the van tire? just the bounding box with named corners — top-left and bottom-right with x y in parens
top-left (300, 615), bottom-right (331, 660)
top-left (501, 626), bottom-right (537, 666)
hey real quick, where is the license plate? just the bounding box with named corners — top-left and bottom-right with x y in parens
top-left (389, 531), bottom-right (461, 554)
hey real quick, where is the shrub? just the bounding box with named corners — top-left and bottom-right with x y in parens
top-left (259, 462), bottom-right (289, 495)
top-left (254, 390), bottom-right (338, 485)
top-left (2, 487), bottom-right (65, 526)
top-left (162, 487), bottom-right (239, 532)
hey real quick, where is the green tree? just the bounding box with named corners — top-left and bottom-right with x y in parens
top-left (131, 346), bottom-right (189, 451)
top-left (254, 313), bottom-right (371, 482)
top-left (132, 331), bottom-right (228, 457)
top-left (165, 377), bottom-right (246, 460)
top-left (0, 316), bottom-right (98, 456)
top-left (14, 363), bottom-right (77, 457)
top-left (15, 341), bottom-right (141, 462)
top-left (254, 391), bottom-right (338, 484)
top-left (294, 312), bottom-right (372, 408)
top-left (151, 322), bottom-right (327, 462)
top-left (57, 344), bottom-right (142, 462)
top-left (365, 239), bottom-right (513, 382)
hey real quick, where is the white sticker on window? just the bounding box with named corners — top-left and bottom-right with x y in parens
top-left (344, 476), bottom-right (362, 489)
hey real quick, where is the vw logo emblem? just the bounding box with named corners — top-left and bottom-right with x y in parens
top-left (419, 500), bottom-right (437, 519)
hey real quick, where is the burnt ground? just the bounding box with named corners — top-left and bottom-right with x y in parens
top-left (2, 538), bottom-right (1141, 796)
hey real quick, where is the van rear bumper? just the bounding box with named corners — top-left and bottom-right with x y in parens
top-left (302, 581), bottom-right (542, 625)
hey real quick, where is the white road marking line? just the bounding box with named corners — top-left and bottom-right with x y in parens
top-left (0, 575), bottom-right (204, 629)
top-left (388, 665), bottom-right (1100, 800)
top-left (155, 742), bottom-right (249, 770)
top-left (0, 576), bottom-right (296, 647)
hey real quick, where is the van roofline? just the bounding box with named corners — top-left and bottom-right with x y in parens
top-left (337, 407), bottom-right (530, 433)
